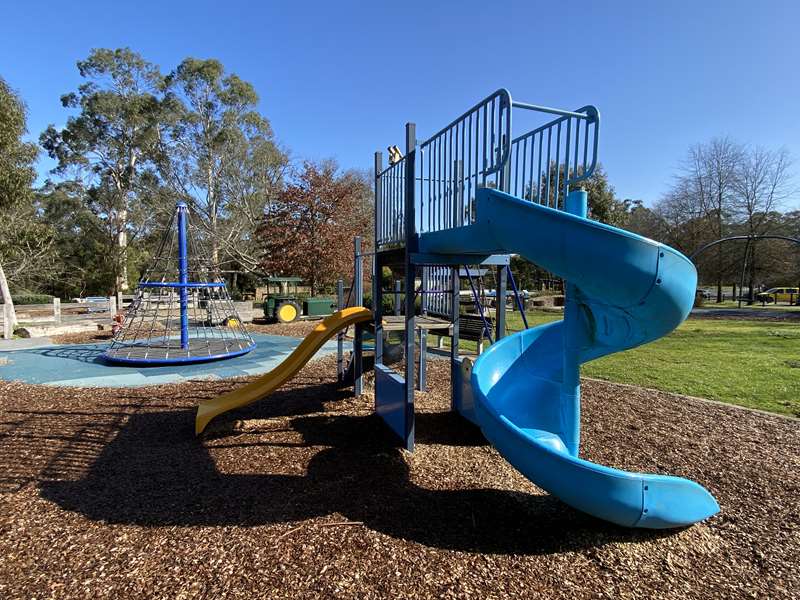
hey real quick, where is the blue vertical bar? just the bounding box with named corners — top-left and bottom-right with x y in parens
top-left (507, 265), bottom-right (529, 329)
top-left (177, 202), bottom-right (189, 350)
top-left (562, 189), bottom-right (588, 457)
top-left (353, 236), bottom-right (363, 396)
top-left (403, 122), bottom-right (416, 451)
top-left (495, 264), bottom-right (507, 341)
top-left (373, 152), bottom-right (384, 370)
top-left (337, 278), bottom-right (344, 381)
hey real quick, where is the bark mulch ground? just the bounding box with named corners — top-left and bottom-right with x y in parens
top-left (0, 356), bottom-right (797, 599)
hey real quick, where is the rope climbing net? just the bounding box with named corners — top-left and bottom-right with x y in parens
top-left (102, 202), bottom-right (255, 365)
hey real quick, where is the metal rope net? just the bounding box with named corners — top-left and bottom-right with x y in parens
top-left (102, 202), bottom-right (255, 365)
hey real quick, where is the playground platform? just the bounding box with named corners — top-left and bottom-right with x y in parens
top-left (0, 333), bottom-right (342, 387)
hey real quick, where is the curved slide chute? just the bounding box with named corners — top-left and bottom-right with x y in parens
top-left (419, 188), bottom-right (719, 528)
top-left (195, 307), bottom-right (372, 435)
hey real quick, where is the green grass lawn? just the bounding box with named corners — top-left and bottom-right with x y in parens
top-left (450, 310), bottom-right (800, 417)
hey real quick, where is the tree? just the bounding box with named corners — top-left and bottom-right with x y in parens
top-left (258, 161), bottom-right (372, 294)
top-left (36, 181), bottom-right (115, 298)
top-left (732, 146), bottom-right (794, 302)
top-left (160, 58), bottom-right (287, 270)
top-left (40, 48), bottom-right (165, 294)
top-left (625, 200), bottom-right (669, 241)
top-left (579, 165), bottom-right (630, 227)
top-left (671, 138), bottom-right (743, 301)
top-left (0, 76), bottom-right (39, 330)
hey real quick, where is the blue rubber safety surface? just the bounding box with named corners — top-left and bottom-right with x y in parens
top-left (0, 333), bottom-right (343, 388)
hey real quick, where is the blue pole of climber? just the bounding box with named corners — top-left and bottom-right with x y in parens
top-left (177, 202), bottom-right (190, 349)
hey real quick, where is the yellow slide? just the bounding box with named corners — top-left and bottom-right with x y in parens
top-left (195, 306), bottom-right (373, 435)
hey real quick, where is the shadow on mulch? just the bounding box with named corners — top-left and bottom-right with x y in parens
top-left (34, 380), bottom-right (675, 556)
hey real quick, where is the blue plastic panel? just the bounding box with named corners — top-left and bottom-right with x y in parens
top-left (375, 364), bottom-right (408, 445)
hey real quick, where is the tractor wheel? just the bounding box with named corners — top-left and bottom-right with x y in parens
top-left (276, 300), bottom-right (301, 323)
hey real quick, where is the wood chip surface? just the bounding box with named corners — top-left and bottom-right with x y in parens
top-left (0, 356), bottom-right (797, 599)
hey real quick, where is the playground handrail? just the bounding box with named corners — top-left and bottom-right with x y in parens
top-left (417, 89), bottom-right (512, 236)
top-left (375, 156), bottom-right (407, 247)
top-left (508, 104), bottom-right (599, 210)
top-left (375, 90), bottom-right (601, 248)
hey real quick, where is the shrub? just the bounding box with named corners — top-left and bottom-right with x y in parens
top-left (5, 293), bottom-right (54, 305)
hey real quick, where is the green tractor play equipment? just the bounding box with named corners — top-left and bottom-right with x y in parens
top-left (262, 277), bottom-right (336, 323)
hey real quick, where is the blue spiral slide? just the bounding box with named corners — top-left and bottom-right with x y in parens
top-left (418, 187), bottom-right (719, 528)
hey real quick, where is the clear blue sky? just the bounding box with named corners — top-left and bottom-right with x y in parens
top-left (2, 0), bottom-right (799, 206)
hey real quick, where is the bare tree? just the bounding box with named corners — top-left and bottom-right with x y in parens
top-left (681, 138), bottom-right (743, 301)
top-left (732, 146), bottom-right (794, 301)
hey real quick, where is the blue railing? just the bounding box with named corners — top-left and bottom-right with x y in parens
top-left (417, 89), bottom-right (512, 235)
top-left (508, 102), bottom-right (599, 210)
top-left (375, 90), bottom-right (600, 248)
top-left (375, 156), bottom-right (407, 247)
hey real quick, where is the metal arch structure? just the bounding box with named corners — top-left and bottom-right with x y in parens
top-left (690, 234), bottom-right (800, 260)
top-left (690, 234), bottom-right (800, 307)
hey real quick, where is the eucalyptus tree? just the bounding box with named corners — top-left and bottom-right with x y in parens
top-left (159, 58), bottom-right (287, 271)
top-left (40, 48), bottom-right (166, 293)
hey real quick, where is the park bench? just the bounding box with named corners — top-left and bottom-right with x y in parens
top-left (432, 312), bottom-right (494, 355)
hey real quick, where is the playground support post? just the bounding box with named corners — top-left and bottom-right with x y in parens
top-left (353, 236), bottom-right (364, 395)
top-left (336, 278), bottom-right (344, 381)
top-left (507, 266), bottom-right (529, 329)
top-left (418, 267), bottom-right (427, 392)
top-left (449, 266), bottom-right (460, 410)
top-left (403, 122), bottom-right (416, 450)
top-left (177, 202), bottom-right (190, 349)
top-left (561, 189), bottom-right (588, 456)
top-left (495, 265), bottom-right (507, 341)
top-left (373, 152), bottom-right (384, 371)
top-left (394, 280), bottom-right (401, 316)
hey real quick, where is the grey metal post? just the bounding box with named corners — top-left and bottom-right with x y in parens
top-left (418, 268), bottom-right (427, 392)
top-left (373, 152), bottom-right (384, 370)
top-left (108, 295), bottom-right (117, 317)
top-left (450, 266), bottom-right (460, 410)
top-left (403, 122), bottom-right (416, 450)
top-left (495, 264), bottom-right (507, 340)
top-left (53, 298), bottom-right (61, 324)
top-left (353, 236), bottom-right (363, 396)
top-left (394, 280), bottom-right (401, 316)
top-left (336, 278), bottom-right (344, 382)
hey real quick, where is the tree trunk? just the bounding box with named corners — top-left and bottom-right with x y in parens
top-left (747, 243), bottom-right (757, 305)
top-left (116, 207), bottom-right (129, 293)
top-left (207, 162), bottom-right (219, 268)
top-left (0, 261), bottom-right (18, 330)
top-left (715, 243), bottom-right (723, 303)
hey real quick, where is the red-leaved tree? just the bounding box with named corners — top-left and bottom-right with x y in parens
top-left (258, 161), bottom-right (372, 294)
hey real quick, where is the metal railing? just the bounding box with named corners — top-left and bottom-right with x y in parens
top-left (507, 102), bottom-right (599, 210)
top-left (424, 266), bottom-right (452, 317)
top-left (417, 89), bottom-right (512, 235)
top-left (375, 156), bottom-right (407, 246)
top-left (375, 90), bottom-right (600, 248)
